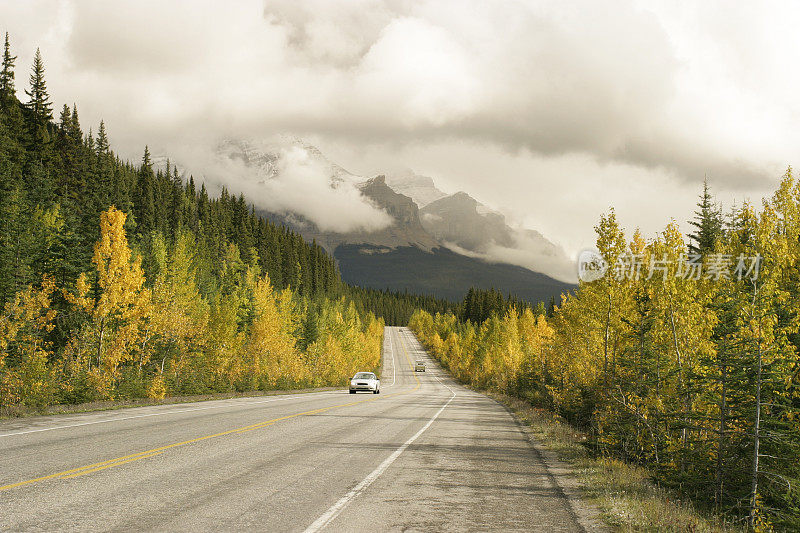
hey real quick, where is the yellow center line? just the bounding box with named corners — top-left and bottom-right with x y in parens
top-left (60, 452), bottom-right (164, 479)
top-left (0, 328), bottom-right (421, 493)
top-left (232, 422), bottom-right (277, 434)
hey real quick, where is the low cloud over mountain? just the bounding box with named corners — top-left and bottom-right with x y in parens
top-left (165, 138), bottom-right (575, 283)
top-left (166, 138), bottom-right (394, 235)
top-left (418, 192), bottom-right (573, 282)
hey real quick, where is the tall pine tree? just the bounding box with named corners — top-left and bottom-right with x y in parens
top-left (688, 177), bottom-right (723, 256)
top-left (25, 48), bottom-right (51, 122)
top-left (95, 120), bottom-right (109, 155)
top-left (1, 32), bottom-right (16, 96)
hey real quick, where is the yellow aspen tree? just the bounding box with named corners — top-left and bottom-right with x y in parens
top-left (519, 309), bottom-right (554, 392)
top-left (0, 277), bottom-right (57, 408)
top-left (547, 293), bottom-right (600, 413)
top-left (204, 293), bottom-right (243, 391)
top-left (737, 183), bottom-right (800, 527)
top-left (443, 331), bottom-right (462, 378)
top-left (656, 223), bottom-right (715, 439)
top-left (149, 232), bottom-right (208, 394)
top-left (498, 308), bottom-right (523, 392)
top-left (150, 234), bottom-right (208, 367)
top-left (67, 207), bottom-right (150, 397)
top-left (247, 275), bottom-right (304, 388)
top-left (593, 209), bottom-right (628, 382)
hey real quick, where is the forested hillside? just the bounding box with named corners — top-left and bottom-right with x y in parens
top-left (346, 286), bottom-right (457, 327)
top-left (0, 36), bottom-right (419, 409)
top-left (335, 244), bottom-right (574, 303)
top-left (410, 180), bottom-right (800, 529)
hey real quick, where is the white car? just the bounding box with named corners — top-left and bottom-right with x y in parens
top-left (349, 372), bottom-right (380, 394)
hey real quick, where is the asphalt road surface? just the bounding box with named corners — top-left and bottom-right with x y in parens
top-left (0, 327), bottom-right (596, 532)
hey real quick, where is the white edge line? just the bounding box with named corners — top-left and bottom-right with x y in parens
top-left (431, 371), bottom-right (455, 395)
top-left (303, 375), bottom-right (456, 532)
top-left (0, 391), bottom-right (341, 438)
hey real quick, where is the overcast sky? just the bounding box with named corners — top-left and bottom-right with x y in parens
top-left (3, 0), bottom-right (797, 256)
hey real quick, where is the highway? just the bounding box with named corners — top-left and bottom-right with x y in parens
top-left (0, 327), bottom-right (595, 532)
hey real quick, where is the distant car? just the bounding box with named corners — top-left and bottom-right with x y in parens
top-left (349, 372), bottom-right (380, 394)
top-left (415, 360), bottom-right (426, 372)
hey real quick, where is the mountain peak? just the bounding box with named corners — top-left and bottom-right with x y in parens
top-left (451, 191), bottom-right (477, 203)
top-left (384, 170), bottom-right (447, 208)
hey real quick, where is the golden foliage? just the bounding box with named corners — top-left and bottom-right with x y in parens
top-left (0, 277), bottom-right (58, 407)
top-left (0, 207), bottom-right (384, 410)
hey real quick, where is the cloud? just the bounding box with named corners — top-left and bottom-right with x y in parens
top-left (441, 234), bottom-right (575, 284)
top-left (489, 229), bottom-right (576, 284)
top-left (253, 146), bottom-right (394, 233)
top-left (5, 1), bottom-right (788, 182)
top-left (169, 141), bottom-right (394, 234)
top-left (2, 0), bottom-right (798, 252)
top-left (438, 224), bottom-right (576, 283)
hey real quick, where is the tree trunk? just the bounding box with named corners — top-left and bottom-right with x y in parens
top-left (715, 359), bottom-right (727, 509)
top-left (749, 335), bottom-right (763, 528)
top-left (669, 304), bottom-right (688, 460)
top-left (96, 318), bottom-right (105, 369)
top-left (604, 292), bottom-right (611, 382)
top-left (749, 282), bottom-right (763, 529)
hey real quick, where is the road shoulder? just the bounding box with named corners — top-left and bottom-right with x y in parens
top-left (490, 393), bottom-right (609, 532)
top-left (0, 386), bottom-right (340, 422)
top-left (490, 392), bottom-right (737, 532)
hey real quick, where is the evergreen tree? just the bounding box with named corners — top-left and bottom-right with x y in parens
top-left (85, 127), bottom-right (94, 152)
top-left (462, 287), bottom-right (476, 322)
top-left (688, 177), bottom-right (723, 256)
top-left (135, 146), bottom-right (156, 235)
top-left (25, 48), bottom-right (51, 122)
top-left (58, 104), bottom-right (71, 133)
top-left (546, 295), bottom-right (556, 317)
top-left (69, 103), bottom-right (81, 142)
top-left (0, 185), bottom-right (33, 302)
top-left (141, 145), bottom-right (152, 168)
top-left (95, 120), bottom-right (109, 155)
top-left (1, 32), bottom-right (16, 96)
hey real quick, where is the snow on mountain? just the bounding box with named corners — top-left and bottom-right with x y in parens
top-left (215, 137), bottom-right (362, 188)
top-left (383, 169), bottom-right (447, 208)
